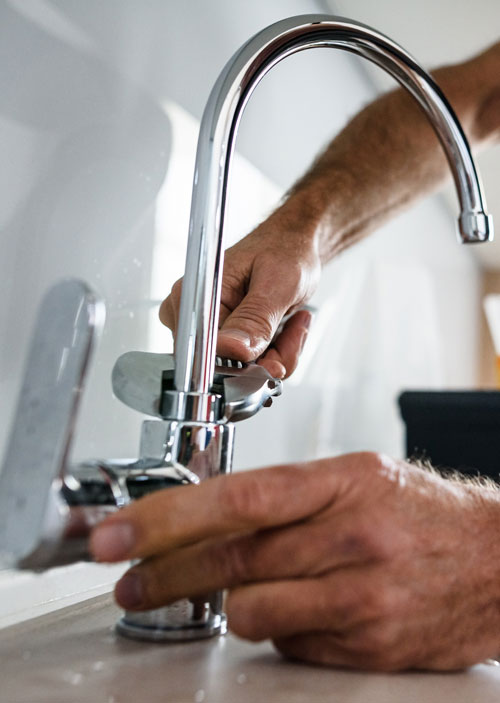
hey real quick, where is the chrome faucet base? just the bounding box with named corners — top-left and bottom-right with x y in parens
top-left (111, 419), bottom-right (234, 641)
top-left (116, 607), bottom-right (227, 642)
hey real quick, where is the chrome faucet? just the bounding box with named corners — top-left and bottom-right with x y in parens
top-left (0, 15), bottom-right (493, 643)
top-left (174, 14), bottom-right (492, 400)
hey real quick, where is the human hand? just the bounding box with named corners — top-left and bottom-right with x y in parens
top-left (90, 452), bottom-right (500, 671)
top-left (159, 203), bottom-right (321, 379)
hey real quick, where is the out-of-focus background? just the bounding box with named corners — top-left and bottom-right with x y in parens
top-left (1, 0), bottom-right (498, 624)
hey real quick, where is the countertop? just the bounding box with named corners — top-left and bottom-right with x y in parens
top-left (1, 595), bottom-right (500, 703)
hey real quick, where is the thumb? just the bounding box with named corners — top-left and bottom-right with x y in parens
top-left (217, 294), bottom-right (287, 363)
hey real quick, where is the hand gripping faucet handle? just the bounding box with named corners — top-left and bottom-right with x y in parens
top-left (0, 279), bottom-right (105, 568)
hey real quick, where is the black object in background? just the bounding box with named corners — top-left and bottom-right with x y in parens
top-left (398, 391), bottom-right (500, 482)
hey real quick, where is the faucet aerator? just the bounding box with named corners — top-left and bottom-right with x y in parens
top-left (459, 211), bottom-right (494, 243)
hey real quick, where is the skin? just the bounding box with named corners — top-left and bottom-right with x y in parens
top-left (90, 454), bottom-right (500, 671)
top-left (161, 41), bottom-right (500, 379)
top-left (90, 43), bottom-right (500, 670)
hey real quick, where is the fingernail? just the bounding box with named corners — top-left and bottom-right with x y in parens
top-left (115, 572), bottom-right (144, 609)
top-left (90, 522), bottom-right (136, 561)
top-left (257, 359), bottom-right (285, 379)
top-left (218, 329), bottom-right (252, 347)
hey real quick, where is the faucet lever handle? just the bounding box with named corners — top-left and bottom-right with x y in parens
top-left (0, 279), bottom-right (104, 566)
top-left (112, 351), bottom-right (175, 417)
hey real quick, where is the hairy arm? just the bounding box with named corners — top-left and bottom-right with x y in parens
top-left (161, 42), bottom-right (500, 378)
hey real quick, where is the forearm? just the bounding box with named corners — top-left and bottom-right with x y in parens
top-left (160, 44), bottom-right (500, 374)
top-left (278, 42), bottom-right (500, 263)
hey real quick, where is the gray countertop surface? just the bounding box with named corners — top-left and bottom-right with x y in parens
top-left (1, 594), bottom-right (500, 703)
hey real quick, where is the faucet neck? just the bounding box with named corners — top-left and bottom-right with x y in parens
top-left (174, 14), bottom-right (492, 399)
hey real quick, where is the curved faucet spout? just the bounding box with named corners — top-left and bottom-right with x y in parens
top-left (174, 14), bottom-right (493, 399)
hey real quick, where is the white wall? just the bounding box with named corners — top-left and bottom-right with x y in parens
top-left (0, 0), bottom-right (484, 623)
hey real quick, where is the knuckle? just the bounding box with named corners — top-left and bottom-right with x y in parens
top-left (333, 520), bottom-right (387, 564)
top-left (135, 563), bottom-right (167, 609)
top-left (323, 585), bottom-right (360, 629)
top-left (171, 278), bottom-right (183, 296)
top-left (357, 451), bottom-right (407, 490)
top-left (327, 578), bottom-right (396, 631)
top-left (352, 451), bottom-right (388, 477)
top-left (158, 298), bottom-right (173, 327)
top-left (339, 526), bottom-right (375, 559)
top-left (361, 582), bottom-right (395, 622)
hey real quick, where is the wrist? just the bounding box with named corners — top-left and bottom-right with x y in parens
top-left (281, 162), bottom-right (361, 265)
top-left (249, 191), bottom-right (324, 273)
top-left (266, 183), bottom-right (345, 267)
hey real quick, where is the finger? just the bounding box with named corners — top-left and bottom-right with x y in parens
top-left (158, 295), bottom-right (175, 331)
top-left (225, 571), bottom-right (364, 642)
top-left (274, 629), bottom-right (410, 672)
top-left (217, 263), bottom-right (305, 363)
top-left (112, 516), bottom-right (371, 610)
top-left (89, 459), bottom-right (347, 563)
top-left (159, 278), bottom-right (183, 333)
top-left (258, 309), bottom-right (312, 379)
top-left (273, 633), bottom-right (355, 669)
